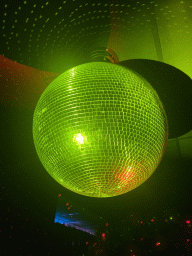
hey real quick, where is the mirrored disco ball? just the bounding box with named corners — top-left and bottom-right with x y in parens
top-left (33, 62), bottom-right (168, 198)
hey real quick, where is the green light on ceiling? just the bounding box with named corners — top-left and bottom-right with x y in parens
top-left (33, 62), bottom-right (168, 198)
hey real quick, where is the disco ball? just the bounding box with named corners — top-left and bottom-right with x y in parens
top-left (33, 62), bottom-right (168, 198)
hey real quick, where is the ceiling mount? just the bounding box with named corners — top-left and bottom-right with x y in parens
top-left (86, 47), bottom-right (119, 64)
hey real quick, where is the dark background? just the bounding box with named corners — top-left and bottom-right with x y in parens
top-left (1, 0), bottom-right (192, 255)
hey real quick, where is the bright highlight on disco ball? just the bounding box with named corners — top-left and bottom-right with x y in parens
top-left (33, 62), bottom-right (168, 198)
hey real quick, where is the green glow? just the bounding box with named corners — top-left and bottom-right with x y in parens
top-left (33, 62), bottom-right (168, 198)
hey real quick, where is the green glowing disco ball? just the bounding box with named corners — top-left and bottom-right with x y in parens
top-left (33, 62), bottom-right (168, 198)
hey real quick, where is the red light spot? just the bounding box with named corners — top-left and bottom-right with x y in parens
top-left (102, 233), bottom-right (106, 241)
top-left (58, 194), bottom-right (61, 197)
top-left (86, 242), bottom-right (89, 245)
top-left (66, 202), bottom-right (69, 206)
top-left (151, 219), bottom-right (154, 222)
top-left (105, 223), bottom-right (108, 227)
top-left (116, 167), bottom-right (133, 182)
top-left (186, 220), bottom-right (190, 224)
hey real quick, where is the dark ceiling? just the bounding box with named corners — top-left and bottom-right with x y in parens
top-left (1, 0), bottom-right (192, 76)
